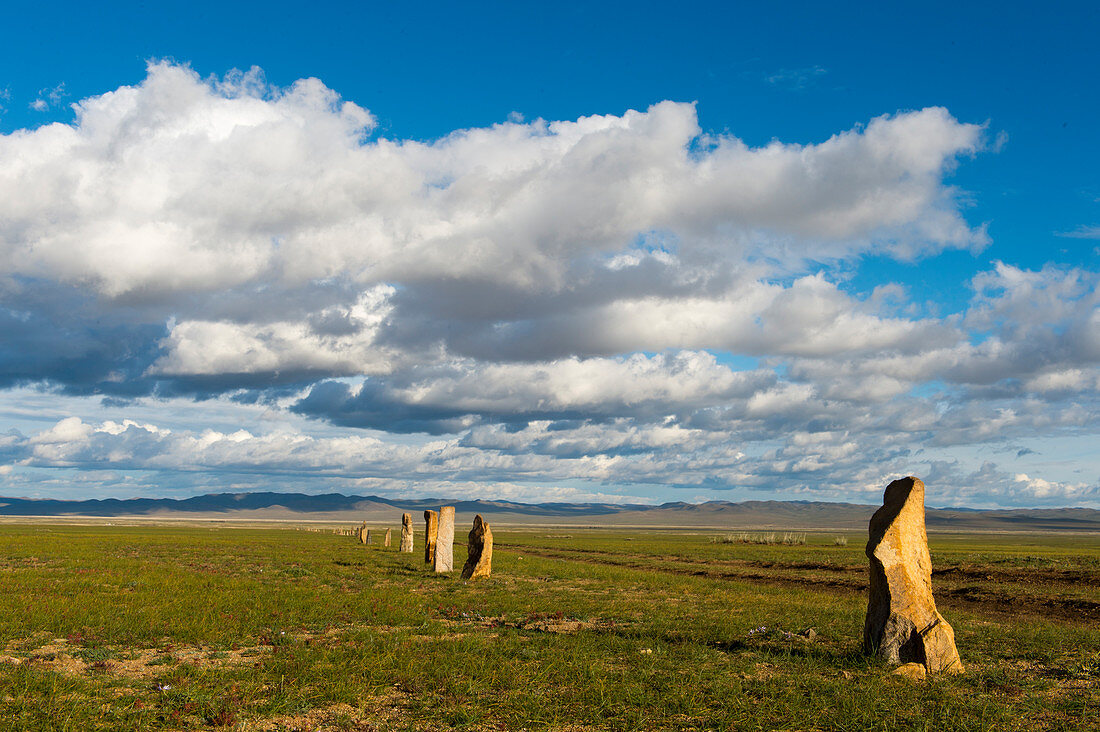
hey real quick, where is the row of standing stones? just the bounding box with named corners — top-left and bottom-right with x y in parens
top-left (345, 477), bottom-right (960, 678)
top-left (353, 508), bottom-right (493, 582)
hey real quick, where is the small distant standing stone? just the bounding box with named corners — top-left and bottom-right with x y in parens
top-left (424, 510), bottom-right (438, 564)
top-left (864, 476), bottom-right (963, 674)
top-left (461, 514), bottom-right (493, 580)
top-left (384, 528), bottom-right (392, 547)
top-left (433, 506), bottom-right (455, 573)
top-left (400, 513), bottom-right (414, 553)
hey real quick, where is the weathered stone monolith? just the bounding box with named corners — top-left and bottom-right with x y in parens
top-left (400, 513), bottom-right (414, 553)
top-left (433, 506), bottom-right (455, 573)
top-left (864, 477), bottom-right (963, 674)
top-left (384, 528), bottom-right (392, 547)
top-left (461, 514), bottom-right (493, 580)
top-left (358, 523), bottom-right (367, 544)
top-left (424, 510), bottom-right (438, 564)
top-left (365, 529), bottom-right (373, 545)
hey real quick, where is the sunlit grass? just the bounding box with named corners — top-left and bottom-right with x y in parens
top-left (0, 524), bottom-right (1096, 730)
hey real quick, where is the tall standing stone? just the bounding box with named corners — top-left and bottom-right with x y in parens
top-left (424, 510), bottom-right (438, 564)
top-left (365, 529), bottom-right (373, 545)
top-left (384, 528), bottom-right (392, 547)
top-left (400, 513), bottom-right (414, 553)
top-left (358, 522), bottom-right (367, 544)
top-left (864, 477), bottom-right (963, 674)
top-left (433, 506), bottom-right (455, 573)
top-left (461, 514), bottom-right (493, 580)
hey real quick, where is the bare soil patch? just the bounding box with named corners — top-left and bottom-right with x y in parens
top-left (2, 636), bottom-right (269, 681)
top-left (245, 698), bottom-right (406, 732)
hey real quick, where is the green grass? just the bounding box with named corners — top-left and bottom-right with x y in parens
top-left (0, 524), bottom-right (1096, 730)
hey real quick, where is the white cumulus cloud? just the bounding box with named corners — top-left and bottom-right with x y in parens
top-left (0, 62), bottom-right (1095, 508)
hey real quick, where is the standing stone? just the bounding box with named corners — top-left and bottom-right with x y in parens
top-left (358, 523), bottom-right (368, 544)
top-left (424, 510), bottom-right (438, 564)
top-left (400, 513), bottom-right (414, 553)
top-left (461, 514), bottom-right (493, 580)
top-left (384, 528), bottom-right (392, 547)
top-left (433, 506), bottom-right (455, 573)
top-left (864, 477), bottom-right (963, 674)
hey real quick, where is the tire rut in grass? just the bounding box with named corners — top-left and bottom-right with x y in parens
top-left (499, 543), bottom-right (863, 573)
top-left (503, 543), bottom-right (1100, 586)
top-left (502, 544), bottom-right (1100, 624)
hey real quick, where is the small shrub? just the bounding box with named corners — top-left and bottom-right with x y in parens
top-left (75, 647), bottom-right (118, 663)
top-left (833, 536), bottom-right (849, 546)
top-left (714, 532), bottom-right (801, 545)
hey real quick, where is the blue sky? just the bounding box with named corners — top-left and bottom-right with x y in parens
top-left (0, 1), bottom-right (1097, 507)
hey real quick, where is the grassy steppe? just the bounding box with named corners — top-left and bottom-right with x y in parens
top-left (0, 524), bottom-right (1096, 731)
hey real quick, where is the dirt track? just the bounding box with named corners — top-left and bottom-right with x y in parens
top-left (501, 543), bottom-right (1100, 624)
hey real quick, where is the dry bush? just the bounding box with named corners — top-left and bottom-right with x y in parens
top-left (714, 532), bottom-right (805, 546)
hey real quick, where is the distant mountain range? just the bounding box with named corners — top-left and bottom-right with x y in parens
top-left (1, 491), bottom-right (1099, 532)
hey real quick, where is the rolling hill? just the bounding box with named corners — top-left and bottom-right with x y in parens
top-left (1, 491), bottom-right (1098, 532)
